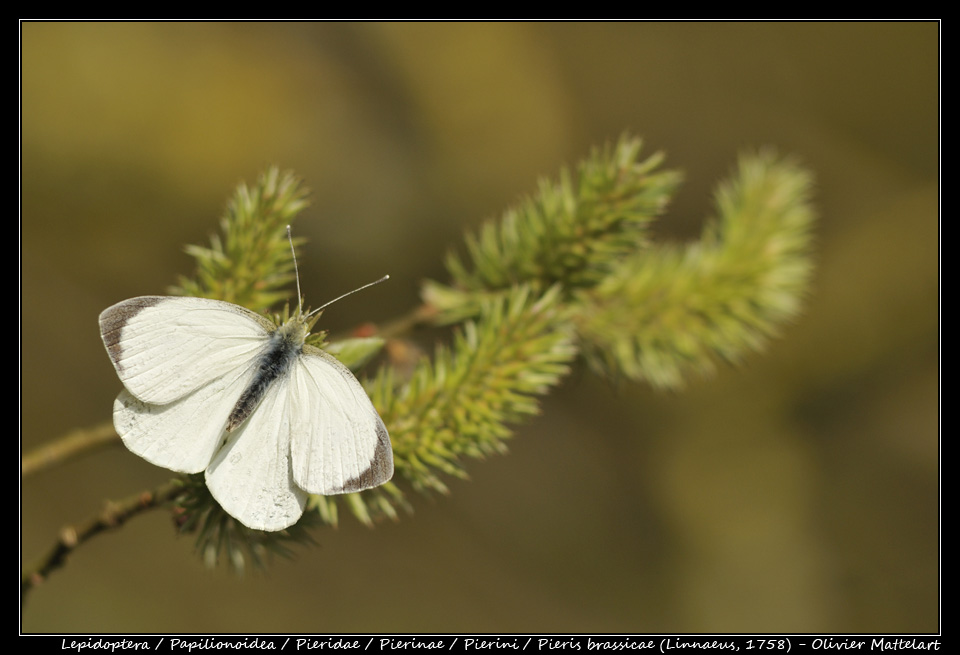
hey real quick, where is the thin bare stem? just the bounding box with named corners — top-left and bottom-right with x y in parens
top-left (21, 478), bottom-right (186, 605)
top-left (22, 422), bottom-right (120, 478)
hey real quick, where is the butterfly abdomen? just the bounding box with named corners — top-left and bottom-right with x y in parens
top-left (225, 320), bottom-right (306, 432)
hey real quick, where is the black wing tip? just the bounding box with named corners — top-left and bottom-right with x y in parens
top-left (99, 296), bottom-right (166, 370)
top-left (336, 423), bottom-right (394, 493)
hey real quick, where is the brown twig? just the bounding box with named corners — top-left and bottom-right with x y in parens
top-left (21, 478), bottom-right (186, 605)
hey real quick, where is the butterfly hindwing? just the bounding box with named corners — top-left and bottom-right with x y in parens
top-left (205, 372), bottom-right (309, 532)
top-left (112, 365), bottom-right (256, 474)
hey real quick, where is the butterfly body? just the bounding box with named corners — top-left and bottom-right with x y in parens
top-left (227, 316), bottom-right (308, 433)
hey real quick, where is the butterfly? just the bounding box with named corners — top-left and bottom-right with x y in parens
top-left (99, 234), bottom-right (393, 531)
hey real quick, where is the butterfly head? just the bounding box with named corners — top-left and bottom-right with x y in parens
top-left (276, 309), bottom-right (313, 347)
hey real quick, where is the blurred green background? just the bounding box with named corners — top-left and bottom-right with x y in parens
top-left (21, 22), bottom-right (938, 633)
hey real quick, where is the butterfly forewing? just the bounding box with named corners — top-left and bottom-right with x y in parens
top-left (289, 347), bottom-right (394, 495)
top-left (99, 296), bottom-right (275, 405)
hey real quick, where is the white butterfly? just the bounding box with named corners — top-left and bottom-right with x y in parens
top-left (99, 259), bottom-right (393, 532)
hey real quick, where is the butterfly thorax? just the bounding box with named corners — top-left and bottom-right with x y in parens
top-left (224, 316), bottom-right (309, 433)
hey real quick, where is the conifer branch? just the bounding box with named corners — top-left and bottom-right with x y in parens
top-left (384, 287), bottom-right (575, 485)
top-left (26, 138), bottom-right (817, 581)
top-left (424, 135), bottom-right (683, 323)
top-left (306, 286), bottom-right (577, 526)
top-left (170, 167), bottom-right (310, 312)
top-left (572, 150), bottom-right (815, 388)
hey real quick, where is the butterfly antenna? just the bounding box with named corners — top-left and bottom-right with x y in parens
top-left (307, 274), bottom-right (391, 319)
top-left (287, 225), bottom-right (304, 316)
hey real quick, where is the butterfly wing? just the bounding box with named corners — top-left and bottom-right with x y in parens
top-left (205, 372), bottom-right (308, 531)
top-left (288, 345), bottom-right (393, 495)
top-left (112, 366), bottom-right (255, 474)
top-left (99, 296), bottom-right (275, 405)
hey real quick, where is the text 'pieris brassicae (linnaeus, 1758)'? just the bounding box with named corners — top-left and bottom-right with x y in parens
top-left (98, 231), bottom-right (393, 532)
